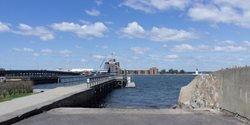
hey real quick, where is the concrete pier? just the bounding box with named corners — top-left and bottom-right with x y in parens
top-left (13, 108), bottom-right (247, 125)
top-left (0, 76), bottom-right (122, 125)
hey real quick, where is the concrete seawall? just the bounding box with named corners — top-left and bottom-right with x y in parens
top-left (179, 67), bottom-right (250, 119)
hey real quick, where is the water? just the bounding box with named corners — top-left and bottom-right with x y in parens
top-left (102, 75), bottom-right (195, 109)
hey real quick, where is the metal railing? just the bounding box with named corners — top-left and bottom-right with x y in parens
top-left (57, 75), bottom-right (119, 88)
top-left (57, 75), bottom-right (87, 87)
top-left (86, 75), bottom-right (114, 88)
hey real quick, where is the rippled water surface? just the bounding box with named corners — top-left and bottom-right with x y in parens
top-left (103, 75), bottom-right (195, 109)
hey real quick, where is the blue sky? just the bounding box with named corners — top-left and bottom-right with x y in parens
top-left (0, 0), bottom-right (250, 71)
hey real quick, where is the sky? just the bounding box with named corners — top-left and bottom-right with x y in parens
top-left (0, 0), bottom-right (250, 71)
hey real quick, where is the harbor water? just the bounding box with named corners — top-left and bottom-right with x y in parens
top-left (102, 75), bottom-right (195, 109)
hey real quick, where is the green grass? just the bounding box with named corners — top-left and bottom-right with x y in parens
top-left (0, 93), bottom-right (33, 102)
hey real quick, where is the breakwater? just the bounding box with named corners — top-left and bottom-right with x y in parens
top-left (179, 67), bottom-right (250, 119)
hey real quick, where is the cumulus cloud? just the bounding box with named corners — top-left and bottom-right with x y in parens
top-left (120, 22), bottom-right (145, 38)
top-left (85, 9), bottom-right (101, 16)
top-left (14, 24), bottom-right (54, 41)
top-left (120, 21), bottom-right (197, 42)
top-left (51, 22), bottom-right (108, 39)
top-left (0, 22), bottom-right (10, 32)
top-left (170, 44), bottom-right (211, 52)
top-left (188, 0), bottom-right (250, 28)
top-left (171, 44), bottom-right (195, 52)
top-left (169, 40), bottom-right (250, 53)
top-left (59, 49), bottom-right (72, 57)
top-left (150, 27), bottom-right (197, 42)
top-left (120, 0), bottom-right (250, 29)
top-left (212, 40), bottom-right (249, 52)
top-left (131, 47), bottom-right (150, 54)
top-left (121, 0), bottom-right (190, 13)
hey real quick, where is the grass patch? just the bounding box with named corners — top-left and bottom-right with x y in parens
top-left (0, 93), bottom-right (33, 102)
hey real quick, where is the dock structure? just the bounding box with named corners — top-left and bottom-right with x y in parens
top-left (0, 75), bottom-right (127, 125)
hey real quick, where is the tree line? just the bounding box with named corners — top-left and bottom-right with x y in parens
top-left (159, 69), bottom-right (185, 74)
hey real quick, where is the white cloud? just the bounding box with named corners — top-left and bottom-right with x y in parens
top-left (41, 49), bottom-right (53, 55)
top-left (120, 21), bottom-right (197, 42)
top-left (218, 40), bottom-right (237, 45)
top-left (165, 54), bottom-right (179, 61)
top-left (59, 49), bottom-right (72, 57)
top-left (214, 46), bottom-right (247, 52)
top-left (169, 40), bottom-right (249, 53)
top-left (32, 53), bottom-right (40, 57)
top-left (188, 1), bottom-right (250, 28)
top-left (81, 58), bottom-right (86, 62)
top-left (150, 27), bottom-right (197, 42)
top-left (85, 9), bottom-right (101, 16)
top-left (52, 22), bottom-right (108, 39)
top-left (23, 48), bottom-right (34, 52)
top-left (131, 47), bottom-right (150, 54)
top-left (213, 40), bottom-right (250, 52)
top-left (95, 0), bottom-right (102, 6)
top-left (121, 0), bottom-right (190, 13)
top-left (93, 55), bottom-right (105, 60)
top-left (167, 54), bottom-right (179, 59)
top-left (14, 24), bottom-right (54, 41)
top-left (171, 44), bottom-right (195, 52)
top-left (0, 22), bottom-right (10, 32)
top-left (243, 41), bottom-right (250, 46)
top-left (12, 48), bottom-right (41, 57)
top-left (120, 22), bottom-right (145, 38)
top-left (13, 48), bottom-right (34, 52)
top-left (96, 45), bottom-right (109, 49)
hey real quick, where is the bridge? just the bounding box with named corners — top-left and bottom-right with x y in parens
top-left (0, 70), bottom-right (81, 84)
top-left (0, 74), bottom-right (127, 125)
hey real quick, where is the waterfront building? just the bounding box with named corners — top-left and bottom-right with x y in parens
top-left (125, 67), bottom-right (158, 75)
top-left (104, 58), bottom-right (122, 75)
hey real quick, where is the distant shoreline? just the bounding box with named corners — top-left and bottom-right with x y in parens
top-left (128, 74), bottom-right (199, 76)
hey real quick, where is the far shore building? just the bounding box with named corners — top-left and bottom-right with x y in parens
top-left (104, 58), bottom-right (122, 75)
top-left (125, 67), bottom-right (158, 75)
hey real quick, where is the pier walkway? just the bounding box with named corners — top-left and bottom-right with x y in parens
top-left (0, 75), bottom-right (124, 125)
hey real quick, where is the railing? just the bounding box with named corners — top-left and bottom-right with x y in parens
top-left (57, 75), bottom-right (119, 88)
top-left (57, 75), bottom-right (87, 87)
top-left (86, 75), bottom-right (114, 88)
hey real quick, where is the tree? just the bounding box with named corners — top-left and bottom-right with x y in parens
top-left (173, 70), bottom-right (178, 74)
top-left (179, 69), bottom-right (185, 74)
top-left (160, 69), bottom-right (166, 74)
top-left (168, 69), bottom-right (174, 74)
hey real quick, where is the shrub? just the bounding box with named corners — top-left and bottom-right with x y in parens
top-left (0, 80), bottom-right (33, 99)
